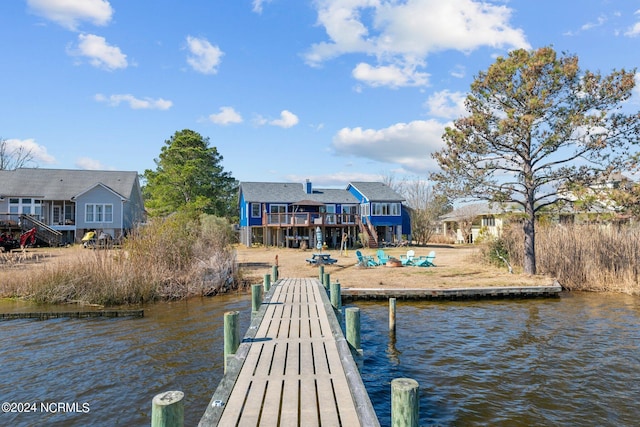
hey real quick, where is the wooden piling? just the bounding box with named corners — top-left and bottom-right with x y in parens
top-left (151, 390), bottom-right (184, 427)
top-left (389, 297), bottom-right (397, 333)
top-left (323, 272), bottom-right (330, 290)
top-left (263, 274), bottom-right (271, 292)
top-left (330, 280), bottom-right (341, 310)
top-left (391, 378), bottom-right (419, 427)
top-left (223, 311), bottom-right (240, 373)
top-left (346, 307), bottom-right (361, 354)
top-left (318, 264), bottom-right (324, 281)
top-left (251, 284), bottom-right (262, 314)
top-left (271, 264), bottom-right (278, 281)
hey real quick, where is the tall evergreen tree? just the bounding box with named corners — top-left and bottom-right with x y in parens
top-left (432, 47), bottom-right (640, 274)
top-left (143, 129), bottom-right (238, 218)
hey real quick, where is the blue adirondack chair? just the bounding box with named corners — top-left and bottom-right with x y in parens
top-left (376, 249), bottom-right (390, 265)
top-left (356, 250), bottom-right (377, 267)
top-left (400, 250), bottom-right (415, 265)
top-left (414, 250), bottom-right (436, 267)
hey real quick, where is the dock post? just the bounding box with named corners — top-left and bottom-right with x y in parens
top-left (272, 264), bottom-right (278, 281)
top-left (345, 307), bottom-right (362, 355)
top-left (389, 297), bottom-right (397, 333)
top-left (263, 274), bottom-right (271, 292)
top-left (224, 311), bottom-right (240, 373)
top-left (323, 272), bottom-right (330, 290)
top-left (330, 280), bottom-right (341, 310)
top-left (318, 265), bottom-right (324, 281)
top-left (391, 378), bottom-right (419, 427)
top-left (151, 390), bottom-right (184, 427)
top-left (251, 284), bottom-right (262, 314)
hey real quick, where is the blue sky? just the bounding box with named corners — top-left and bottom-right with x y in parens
top-left (2, 0), bottom-right (640, 187)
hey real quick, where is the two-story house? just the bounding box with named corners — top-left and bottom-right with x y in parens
top-left (238, 180), bottom-right (409, 248)
top-left (0, 168), bottom-right (146, 245)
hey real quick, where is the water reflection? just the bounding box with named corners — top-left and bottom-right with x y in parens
top-left (1, 292), bottom-right (639, 426)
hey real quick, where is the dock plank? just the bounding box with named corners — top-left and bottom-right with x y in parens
top-left (199, 277), bottom-right (379, 427)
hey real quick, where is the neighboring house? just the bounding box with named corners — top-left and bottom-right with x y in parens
top-left (238, 180), bottom-right (409, 248)
top-left (439, 202), bottom-right (519, 244)
top-left (0, 168), bottom-right (145, 245)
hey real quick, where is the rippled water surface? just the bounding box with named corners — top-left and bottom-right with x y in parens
top-left (1, 292), bottom-right (640, 426)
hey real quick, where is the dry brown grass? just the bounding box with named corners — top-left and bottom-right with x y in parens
top-left (236, 244), bottom-right (555, 290)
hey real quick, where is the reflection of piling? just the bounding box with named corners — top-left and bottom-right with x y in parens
top-left (151, 390), bottom-right (184, 427)
top-left (389, 297), bottom-right (397, 333)
top-left (224, 311), bottom-right (240, 373)
top-left (391, 378), bottom-right (419, 427)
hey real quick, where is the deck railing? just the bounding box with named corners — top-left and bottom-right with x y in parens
top-left (263, 212), bottom-right (357, 227)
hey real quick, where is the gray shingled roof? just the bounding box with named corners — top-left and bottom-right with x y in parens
top-left (240, 182), bottom-right (359, 204)
top-left (347, 181), bottom-right (405, 202)
top-left (0, 168), bottom-right (139, 200)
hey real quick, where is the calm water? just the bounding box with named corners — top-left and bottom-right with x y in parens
top-left (1, 292), bottom-right (639, 426)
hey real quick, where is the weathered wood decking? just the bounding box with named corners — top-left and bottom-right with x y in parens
top-left (199, 277), bottom-right (379, 427)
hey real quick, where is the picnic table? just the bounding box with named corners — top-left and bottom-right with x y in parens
top-left (306, 253), bottom-right (338, 265)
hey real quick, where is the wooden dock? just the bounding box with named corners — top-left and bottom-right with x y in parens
top-left (199, 277), bottom-right (379, 427)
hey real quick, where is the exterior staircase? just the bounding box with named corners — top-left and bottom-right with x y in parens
top-left (356, 217), bottom-right (378, 248)
top-left (20, 214), bottom-right (63, 247)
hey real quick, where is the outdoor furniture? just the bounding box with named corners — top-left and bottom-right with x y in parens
top-left (400, 249), bottom-right (415, 266)
top-left (306, 253), bottom-right (338, 265)
top-left (356, 250), bottom-right (377, 267)
top-left (376, 249), bottom-right (390, 265)
top-left (414, 251), bottom-right (436, 267)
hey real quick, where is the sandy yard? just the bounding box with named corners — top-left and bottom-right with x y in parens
top-left (236, 244), bottom-right (556, 290)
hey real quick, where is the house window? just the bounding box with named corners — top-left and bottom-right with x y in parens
top-left (85, 204), bottom-right (113, 223)
top-left (251, 203), bottom-right (261, 218)
top-left (371, 202), bottom-right (401, 216)
top-left (482, 217), bottom-right (496, 227)
top-left (270, 204), bottom-right (287, 214)
top-left (360, 203), bottom-right (370, 217)
top-left (9, 198), bottom-right (43, 221)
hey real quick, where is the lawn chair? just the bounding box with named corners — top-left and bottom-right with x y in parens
top-left (400, 249), bottom-right (415, 266)
top-left (356, 250), bottom-right (378, 267)
top-left (376, 249), bottom-right (390, 265)
top-left (414, 250), bottom-right (436, 267)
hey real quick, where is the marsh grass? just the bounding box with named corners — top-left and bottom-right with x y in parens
top-left (0, 214), bottom-right (239, 305)
top-left (485, 223), bottom-right (640, 294)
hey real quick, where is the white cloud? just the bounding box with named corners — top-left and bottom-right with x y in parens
top-left (5, 138), bottom-right (56, 165)
top-left (305, 0), bottom-right (530, 88)
top-left (270, 110), bottom-right (299, 128)
top-left (94, 94), bottom-right (172, 110)
top-left (633, 73), bottom-right (640, 100)
top-left (625, 11), bottom-right (640, 38)
top-left (252, 0), bottom-right (272, 14)
top-left (425, 90), bottom-right (467, 119)
top-left (332, 119), bottom-right (447, 173)
top-left (352, 62), bottom-right (429, 87)
top-left (209, 106), bottom-right (243, 125)
top-left (186, 36), bottom-right (224, 74)
top-left (27, 0), bottom-right (113, 31)
top-left (69, 34), bottom-right (127, 70)
top-left (75, 157), bottom-right (111, 170)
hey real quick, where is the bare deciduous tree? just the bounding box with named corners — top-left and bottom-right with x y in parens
top-left (0, 138), bottom-right (36, 170)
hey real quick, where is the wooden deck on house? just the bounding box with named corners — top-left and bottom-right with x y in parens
top-left (198, 277), bottom-right (379, 427)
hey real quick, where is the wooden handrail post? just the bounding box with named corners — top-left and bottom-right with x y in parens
top-left (345, 307), bottom-right (362, 355)
top-left (224, 311), bottom-right (240, 373)
top-left (251, 284), bottom-right (262, 314)
top-left (151, 390), bottom-right (184, 427)
top-left (323, 272), bottom-right (330, 290)
top-left (391, 378), bottom-right (419, 427)
top-left (330, 280), bottom-right (341, 310)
